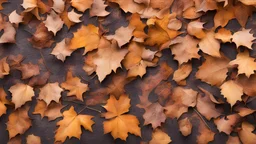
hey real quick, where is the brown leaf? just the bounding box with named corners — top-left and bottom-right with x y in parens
top-left (149, 129), bottom-right (172, 144)
top-left (236, 74), bottom-right (256, 96)
top-left (28, 72), bottom-right (50, 87)
top-left (214, 6), bottom-right (234, 28)
top-left (51, 39), bottom-right (74, 62)
top-left (6, 106), bottom-right (31, 139)
top-left (90, 0), bottom-right (110, 17)
top-left (43, 10), bottom-right (64, 35)
top-left (38, 82), bottom-right (63, 106)
top-left (27, 134), bottom-right (41, 144)
top-left (9, 83), bottom-right (34, 109)
top-left (215, 28), bottom-right (232, 43)
top-left (9, 10), bottom-right (23, 25)
top-left (67, 9), bottom-right (82, 23)
top-left (238, 122), bottom-right (256, 144)
top-left (232, 29), bottom-right (255, 49)
top-left (178, 118), bottom-right (192, 136)
top-left (8, 135), bottom-right (21, 144)
top-left (214, 114), bottom-right (241, 134)
top-left (143, 102), bottom-right (166, 129)
top-left (128, 13), bottom-right (147, 42)
top-left (71, 0), bottom-right (93, 12)
top-left (234, 2), bottom-right (253, 27)
top-left (0, 57), bottom-right (10, 78)
top-left (187, 20), bottom-right (206, 39)
top-left (173, 63), bottom-right (192, 84)
top-left (196, 54), bottom-right (229, 86)
top-left (108, 0), bottom-right (144, 13)
top-left (199, 30), bottom-right (221, 57)
top-left (0, 87), bottom-right (12, 117)
top-left (16, 63), bottom-right (40, 79)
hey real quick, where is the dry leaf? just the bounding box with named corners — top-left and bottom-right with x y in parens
top-left (9, 10), bottom-right (23, 25)
top-left (220, 80), bottom-right (243, 107)
top-left (68, 9), bottom-right (82, 23)
top-left (108, 0), bottom-right (144, 13)
top-left (55, 106), bottom-right (94, 142)
top-left (232, 29), bottom-right (255, 49)
top-left (187, 20), bottom-right (206, 39)
top-left (27, 134), bottom-right (41, 144)
top-left (61, 71), bottom-right (89, 101)
top-left (199, 31), bottom-right (221, 57)
top-left (9, 83), bottom-right (34, 109)
top-left (105, 26), bottom-right (135, 47)
top-left (71, 0), bottom-right (93, 12)
top-left (0, 57), bottom-right (10, 78)
top-left (215, 28), bottom-right (232, 43)
top-left (16, 63), bottom-right (40, 79)
top-left (69, 24), bottom-right (100, 54)
top-left (102, 94), bottom-right (141, 140)
top-left (173, 63), bottom-right (192, 84)
top-left (51, 39), bottom-right (74, 62)
top-left (6, 106), bottom-right (31, 139)
top-left (236, 74), bottom-right (256, 96)
top-left (178, 118), bottom-right (192, 136)
top-left (90, 0), bottom-right (110, 17)
top-left (52, 0), bottom-right (65, 13)
top-left (229, 50), bottom-right (256, 78)
top-left (238, 122), bottom-right (256, 144)
top-left (149, 129), bottom-right (172, 144)
top-left (214, 114), bottom-right (241, 134)
top-left (196, 55), bottom-right (229, 86)
top-left (0, 88), bottom-right (12, 117)
top-left (143, 102), bottom-right (166, 129)
top-left (43, 10), bottom-right (64, 35)
top-left (214, 6), bottom-right (234, 28)
top-left (38, 82), bottom-right (63, 106)
top-left (128, 13), bottom-right (147, 42)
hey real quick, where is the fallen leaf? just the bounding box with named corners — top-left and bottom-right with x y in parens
top-left (199, 30), bottom-right (221, 57)
top-left (102, 94), bottom-right (141, 140)
top-left (0, 57), bottom-right (10, 78)
top-left (236, 74), bottom-right (256, 96)
top-left (183, 7), bottom-right (202, 19)
top-left (235, 106), bottom-right (255, 117)
top-left (43, 10), bottom-right (64, 35)
top-left (220, 80), bottom-right (243, 107)
top-left (214, 6), bottom-right (234, 28)
top-left (196, 54), bottom-right (229, 86)
top-left (8, 10), bottom-right (23, 25)
top-left (71, 0), bottom-right (93, 12)
top-left (229, 50), bottom-right (256, 78)
top-left (28, 72), bottom-right (50, 87)
top-left (196, 0), bottom-right (218, 12)
top-left (61, 71), bottom-right (89, 101)
top-left (16, 63), bottom-right (40, 79)
top-left (226, 136), bottom-right (241, 144)
top-left (214, 114), bottom-right (241, 134)
top-left (38, 82), bottom-right (63, 106)
top-left (105, 26), bottom-right (135, 47)
top-left (238, 122), bottom-right (256, 144)
top-left (27, 134), bottom-right (41, 144)
top-left (215, 28), bottom-right (232, 43)
top-left (55, 106), bottom-right (94, 142)
top-left (90, 0), bottom-right (110, 17)
top-left (51, 39), bottom-right (74, 62)
top-left (9, 83), bottom-right (34, 109)
top-left (6, 106), bottom-right (31, 139)
top-left (0, 88), bottom-right (12, 117)
top-left (143, 102), bottom-right (166, 129)
top-left (232, 29), bottom-right (255, 49)
top-left (52, 0), bottom-right (65, 13)
top-left (128, 13), bottom-right (147, 42)
top-left (149, 129), bottom-right (172, 144)
top-left (0, 15), bottom-right (16, 43)
top-left (234, 2), bottom-right (253, 27)
top-left (68, 9), bottom-right (82, 23)
top-left (187, 20), bottom-right (206, 39)
top-left (178, 118), bottom-right (192, 136)
top-left (108, 0), bottom-right (144, 13)
top-left (69, 24), bottom-right (100, 54)
top-left (173, 63), bottom-right (192, 84)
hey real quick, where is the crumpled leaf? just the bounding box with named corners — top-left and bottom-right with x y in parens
top-left (149, 129), bottom-right (172, 144)
top-left (55, 106), bottom-right (94, 142)
top-left (43, 10), bottom-right (64, 35)
top-left (6, 106), bottom-right (31, 139)
top-left (105, 26), bottom-right (135, 47)
top-left (232, 29), bottom-right (255, 49)
top-left (9, 83), bottom-right (34, 109)
top-left (143, 102), bottom-right (166, 129)
top-left (229, 50), bottom-right (256, 78)
top-left (220, 80), bottom-right (243, 107)
top-left (61, 71), bottom-right (89, 101)
top-left (226, 136), bottom-right (241, 144)
top-left (38, 82), bottom-right (63, 106)
top-left (102, 94), bottom-right (141, 140)
top-left (69, 24), bottom-right (100, 54)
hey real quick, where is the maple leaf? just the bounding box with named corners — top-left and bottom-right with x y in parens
top-left (6, 106), bottom-right (31, 139)
top-left (27, 134), bottom-right (41, 144)
top-left (220, 80), bottom-right (243, 107)
top-left (199, 31), bottom-right (221, 57)
top-left (214, 114), bottom-right (241, 134)
top-left (69, 24), bottom-right (100, 54)
top-left (61, 71), bottom-right (89, 101)
top-left (0, 57), bottom-right (10, 78)
top-left (55, 106), bottom-right (94, 142)
top-left (93, 38), bottom-right (128, 82)
top-left (38, 82), bottom-right (63, 106)
top-left (169, 35), bottom-right (200, 65)
top-left (102, 94), bottom-right (141, 140)
top-left (232, 29), bottom-right (255, 49)
top-left (238, 122), bottom-right (256, 144)
top-left (0, 88), bottom-right (12, 117)
top-left (43, 10), bottom-right (64, 35)
top-left (33, 100), bottom-right (63, 121)
top-left (51, 39), bottom-right (74, 62)
top-left (229, 50), bottom-right (256, 77)
top-left (9, 83), bottom-right (34, 109)
top-left (128, 13), bottom-right (147, 42)
top-left (143, 102), bottom-right (166, 129)
top-left (28, 72), bottom-right (50, 87)
top-left (196, 54), bottom-right (229, 86)
top-left (90, 0), bottom-right (110, 17)
top-left (105, 26), bottom-right (135, 47)
top-left (28, 22), bottom-right (54, 49)
top-left (178, 118), bottom-right (192, 136)
top-left (165, 87), bottom-right (197, 119)
top-left (149, 129), bottom-right (172, 144)
top-left (16, 63), bottom-right (40, 79)
top-left (71, 0), bottom-right (93, 12)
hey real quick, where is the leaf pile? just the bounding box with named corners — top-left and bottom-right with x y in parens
top-left (1, 0), bottom-right (256, 143)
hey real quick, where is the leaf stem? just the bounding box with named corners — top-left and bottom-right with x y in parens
top-left (62, 99), bottom-right (101, 113)
top-left (193, 108), bottom-right (211, 130)
top-left (39, 50), bottom-right (52, 73)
